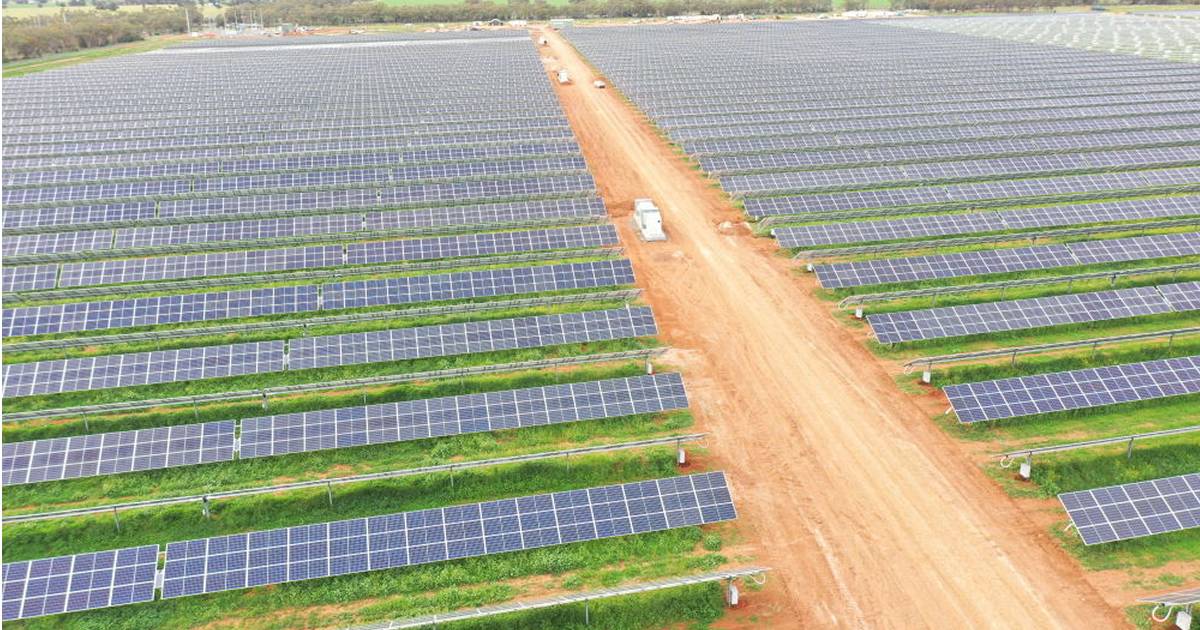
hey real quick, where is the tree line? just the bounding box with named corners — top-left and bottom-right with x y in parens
top-left (3, 7), bottom-right (193, 61)
top-left (228, 0), bottom-right (831, 26)
top-left (5, 0), bottom-right (1197, 64)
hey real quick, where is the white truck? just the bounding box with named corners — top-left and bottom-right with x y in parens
top-left (633, 198), bottom-right (667, 241)
top-left (556, 69), bottom-right (570, 85)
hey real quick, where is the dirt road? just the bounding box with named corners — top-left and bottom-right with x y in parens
top-left (538, 29), bottom-right (1126, 628)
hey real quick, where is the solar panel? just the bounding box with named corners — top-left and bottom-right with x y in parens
top-left (240, 373), bottom-right (687, 458)
top-left (2, 202), bottom-right (156, 231)
top-left (814, 233), bottom-right (1200, 289)
top-left (160, 471), bottom-right (736, 598)
top-left (1160, 281), bottom-right (1200, 310)
top-left (2, 230), bottom-right (114, 257)
top-left (2, 421), bottom-right (236, 486)
top-left (2, 264), bottom-right (58, 293)
top-left (1, 341), bottom-right (285, 398)
top-left (868, 285), bottom-right (1178, 343)
top-left (1138, 585), bottom-right (1200, 606)
top-left (1059, 473), bottom-right (1200, 545)
top-left (288, 307), bottom-right (657, 370)
top-left (322, 259), bottom-right (635, 310)
top-left (944, 355), bottom-right (1200, 423)
top-left (1, 545), bottom-right (159, 621)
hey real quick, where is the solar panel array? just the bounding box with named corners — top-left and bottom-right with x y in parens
top-left (895, 13), bottom-right (1200, 63)
top-left (1060, 473), bottom-right (1200, 545)
top-left (868, 281), bottom-right (1200, 343)
top-left (159, 471), bottom-right (736, 598)
top-left (2, 307), bottom-right (657, 398)
top-left (565, 22), bottom-right (1200, 312)
top-left (3, 34), bottom-right (608, 253)
top-left (0, 31), bottom-right (730, 630)
top-left (1, 373), bottom-right (688, 486)
top-left (813, 232), bottom-right (1200, 289)
top-left (2, 259), bottom-right (636, 337)
top-left (1, 545), bottom-right (160, 621)
top-left (943, 355), bottom-right (1200, 423)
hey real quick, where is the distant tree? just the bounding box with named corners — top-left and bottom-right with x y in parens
top-left (843, 0), bottom-right (865, 9)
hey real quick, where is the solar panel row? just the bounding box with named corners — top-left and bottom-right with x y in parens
top-left (160, 472), bottom-right (736, 598)
top-left (813, 232), bottom-right (1200, 289)
top-left (8, 224), bottom-right (616, 291)
top-left (1, 341), bottom-right (285, 398)
top-left (1, 373), bottom-right (687, 486)
top-left (2, 196), bottom-right (606, 235)
top-left (868, 282), bottom-right (1200, 343)
top-left (773, 196), bottom-right (1200, 248)
top-left (5, 172), bottom-right (596, 218)
top-left (1, 307), bottom-right (657, 398)
top-left (1, 472), bottom-right (736, 621)
top-left (944, 355), bottom-right (1200, 423)
top-left (3, 260), bottom-right (636, 337)
top-left (721, 146), bottom-right (1200, 195)
top-left (684, 112), bottom-right (1200, 156)
top-left (239, 372), bottom-right (687, 458)
top-left (1060, 473), bottom-right (1200, 545)
top-left (4, 286), bottom-right (319, 337)
top-left (744, 167), bottom-right (1200, 218)
top-left (2, 157), bottom-right (589, 207)
top-left (2, 143), bottom-right (580, 189)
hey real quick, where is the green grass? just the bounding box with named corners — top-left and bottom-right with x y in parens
top-left (2, 35), bottom-right (178, 77)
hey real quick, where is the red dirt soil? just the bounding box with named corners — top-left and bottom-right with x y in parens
top-left (538, 28), bottom-right (1128, 629)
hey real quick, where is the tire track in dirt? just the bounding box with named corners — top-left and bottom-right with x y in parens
top-left (537, 27), bottom-right (1127, 629)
